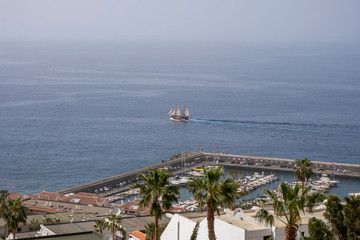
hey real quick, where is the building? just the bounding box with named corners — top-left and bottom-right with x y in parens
top-left (7, 231), bottom-right (102, 240)
top-left (161, 207), bottom-right (321, 240)
top-left (118, 198), bottom-right (186, 215)
top-left (27, 191), bottom-right (107, 206)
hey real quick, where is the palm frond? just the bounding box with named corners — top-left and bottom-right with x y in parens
top-left (255, 208), bottom-right (274, 226)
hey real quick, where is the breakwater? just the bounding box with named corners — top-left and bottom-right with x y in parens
top-left (58, 152), bottom-right (204, 196)
top-left (57, 152), bottom-right (360, 197)
top-left (216, 153), bottom-right (360, 178)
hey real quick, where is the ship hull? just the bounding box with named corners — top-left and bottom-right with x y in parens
top-left (170, 116), bottom-right (189, 121)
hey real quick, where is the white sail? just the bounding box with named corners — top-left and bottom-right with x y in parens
top-left (184, 107), bottom-right (190, 117)
top-left (168, 105), bottom-right (190, 119)
top-left (168, 109), bottom-right (174, 116)
top-left (174, 105), bottom-right (181, 116)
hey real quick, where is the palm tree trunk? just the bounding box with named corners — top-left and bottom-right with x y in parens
top-left (301, 180), bottom-right (304, 192)
top-left (155, 217), bottom-right (159, 240)
top-left (13, 229), bottom-right (16, 240)
top-left (206, 200), bottom-right (216, 240)
top-left (230, 201), bottom-right (235, 211)
top-left (285, 225), bottom-right (297, 240)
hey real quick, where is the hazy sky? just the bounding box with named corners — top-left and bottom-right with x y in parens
top-left (1, 0), bottom-right (360, 43)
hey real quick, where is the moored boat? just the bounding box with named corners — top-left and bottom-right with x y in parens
top-left (170, 176), bottom-right (191, 185)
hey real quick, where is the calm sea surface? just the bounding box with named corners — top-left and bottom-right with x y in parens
top-left (1, 42), bottom-right (360, 197)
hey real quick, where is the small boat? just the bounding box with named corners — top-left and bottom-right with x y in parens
top-left (319, 173), bottom-right (339, 186)
top-left (170, 176), bottom-right (191, 185)
top-left (168, 105), bottom-right (190, 121)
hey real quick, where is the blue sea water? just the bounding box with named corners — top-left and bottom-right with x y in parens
top-left (0, 41), bottom-right (360, 196)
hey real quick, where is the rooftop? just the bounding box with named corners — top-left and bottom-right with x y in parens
top-left (216, 213), bottom-right (269, 231)
top-left (41, 221), bottom-right (96, 235)
top-left (13, 231), bottom-right (102, 240)
top-left (130, 230), bottom-right (147, 240)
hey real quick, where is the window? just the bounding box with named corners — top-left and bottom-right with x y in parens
top-left (263, 236), bottom-right (271, 240)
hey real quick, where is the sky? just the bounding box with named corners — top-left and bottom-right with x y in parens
top-left (1, 0), bottom-right (360, 43)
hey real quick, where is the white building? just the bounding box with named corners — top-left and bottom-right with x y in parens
top-left (161, 208), bottom-right (316, 240)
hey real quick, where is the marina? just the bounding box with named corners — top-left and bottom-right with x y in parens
top-left (57, 152), bottom-right (360, 199)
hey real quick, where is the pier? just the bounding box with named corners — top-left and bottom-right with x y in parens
top-left (57, 152), bottom-right (360, 197)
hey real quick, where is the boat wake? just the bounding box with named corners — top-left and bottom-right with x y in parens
top-left (188, 118), bottom-right (357, 130)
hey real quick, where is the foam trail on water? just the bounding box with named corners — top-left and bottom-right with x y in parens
top-left (188, 118), bottom-right (358, 130)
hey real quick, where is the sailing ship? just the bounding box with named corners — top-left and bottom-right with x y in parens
top-left (168, 105), bottom-right (190, 121)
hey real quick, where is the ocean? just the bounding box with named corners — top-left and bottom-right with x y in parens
top-left (0, 41), bottom-right (360, 197)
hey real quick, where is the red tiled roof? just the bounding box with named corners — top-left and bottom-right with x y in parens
top-left (130, 230), bottom-right (147, 240)
top-left (75, 192), bottom-right (99, 197)
top-left (119, 198), bottom-right (141, 208)
top-left (60, 193), bottom-right (107, 206)
top-left (29, 191), bottom-right (63, 201)
top-left (28, 191), bottom-right (107, 206)
top-left (8, 192), bottom-right (24, 200)
top-left (118, 199), bottom-right (186, 215)
top-left (27, 206), bottom-right (66, 214)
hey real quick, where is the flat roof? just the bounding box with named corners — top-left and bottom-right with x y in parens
top-left (216, 214), bottom-right (269, 231)
top-left (15, 231), bottom-right (102, 240)
top-left (42, 221), bottom-right (95, 235)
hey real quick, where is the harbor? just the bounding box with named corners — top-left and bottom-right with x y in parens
top-left (57, 152), bottom-right (360, 198)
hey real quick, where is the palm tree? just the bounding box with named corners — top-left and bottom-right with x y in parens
top-left (0, 189), bottom-right (9, 218)
top-left (29, 219), bottom-right (41, 231)
top-left (255, 182), bottom-right (323, 240)
top-left (0, 189), bottom-right (9, 202)
top-left (323, 194), bottom-right (346, 239)
top-left (132, 168), bottom-right (179, 240)
top-left (304, 217), bottom-right (333, 240)
top-left (188, 165), bottom-right (238, 240)
top-left (190, 221), bottom-right (200, 240)
top-left (220, 177), bottom-right (240, 210)
top-left (42, 217), bottom-right (60, 224)
top-left (145, 222), bottom-right (167, 240)
top-left (1, 198), bottom-right (27, 240)
top-left (294, 158), bottom-right (313, 190)
top-left (93, 218), bottom-right (106, 235)
top-left (105, 214), bottom-right (126, 240)
top-left (145, 222), bottom-right (155, 240)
